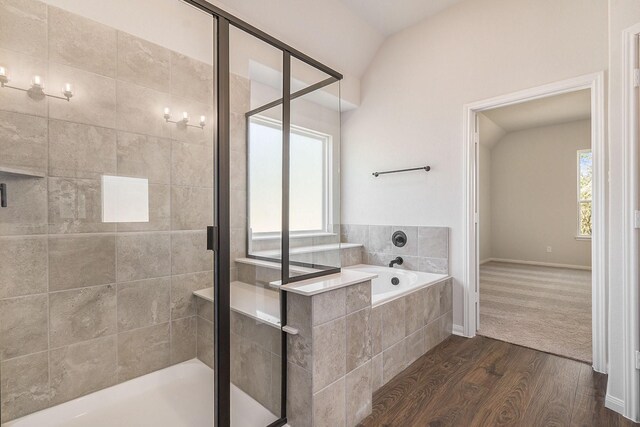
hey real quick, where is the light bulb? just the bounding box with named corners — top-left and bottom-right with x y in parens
top-left (182, 112), bottom-right (189, 123)
top-left (199, 115), bottom-right (206, 127)
top-left (0, 66), bottom-right (7, 84)
top-left (31, 75), bottom-right (43, 89)
top-left (163, 107), bottom-right (171, 120)
top-left (62, 83), bottom-right (73, 99)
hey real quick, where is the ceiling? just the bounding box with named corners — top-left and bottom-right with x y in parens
top-left (480, 89), bottom-right (591, 147)
top-left (340, 0), bottom-right (464, 36)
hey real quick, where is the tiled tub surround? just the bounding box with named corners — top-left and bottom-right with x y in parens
top-left (0, 1), bottom-right (214, 422)
top-left (283, 269), bottom-right (452, 427)
top-left (341, 224), bottom-right (449, 273)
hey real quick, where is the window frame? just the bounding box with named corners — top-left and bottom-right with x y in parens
top-left (248, 115), bottom-right (333, 238)
top-left (577, 148), bottom-right (593, 239)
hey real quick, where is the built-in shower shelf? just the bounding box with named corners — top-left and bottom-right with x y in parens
top-left (0, 166), bottom-right (46, 178)
top-left (193, 281), bottom-right (281, 328)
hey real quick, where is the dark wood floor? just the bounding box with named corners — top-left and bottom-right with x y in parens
top-left (359, 336), bottom-right (636, 427)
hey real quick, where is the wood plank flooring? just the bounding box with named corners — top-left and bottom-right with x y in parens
top-left (358, 336), bottom-right (636, 427)
top-left (479, 262), bottom-right (592, 363)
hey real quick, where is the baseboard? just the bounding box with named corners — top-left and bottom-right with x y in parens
top-left (452, 324), bottom-right (466, 337)
top-left (486, 257), bottom-right (592, 271)
top-left (479, 258), bottom-right (492, 265)
top-left (605, 394), bottom-right (626, 416)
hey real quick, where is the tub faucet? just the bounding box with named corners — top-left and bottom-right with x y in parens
top-left (389, 256), bottom-right (404, 268)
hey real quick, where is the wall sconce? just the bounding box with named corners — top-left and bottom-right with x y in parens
top-left (163, 107), bottom-right (206, 129)
top-left (0, 66), bottom-right (73, 101)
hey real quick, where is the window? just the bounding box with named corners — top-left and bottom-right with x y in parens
top-left (577, 149), bottom-right (592, 238)
top-left (248, 116), bottom-right (331, 235)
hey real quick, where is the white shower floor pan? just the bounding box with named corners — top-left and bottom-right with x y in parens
top-left (3, 359), bottom-right (279, 427)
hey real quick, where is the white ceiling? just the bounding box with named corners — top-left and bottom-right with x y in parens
top-left (340, 0), bottom-right (464, 36)
top-left (481, 89), bottom-right (591, 143)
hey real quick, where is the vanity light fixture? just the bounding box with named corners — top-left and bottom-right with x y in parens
top-left (162, 107), bottom-right (206, 129)
top-left (0, 66), bottom-right (73, 101)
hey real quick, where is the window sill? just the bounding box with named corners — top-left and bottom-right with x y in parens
top-left (252, 232), bottom-right (337, 241)
top-left (575, 236), bottom-right (592, 241)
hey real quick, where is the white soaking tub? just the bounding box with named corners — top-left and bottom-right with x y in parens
top-left (346, 264), bottom-right (449, 306)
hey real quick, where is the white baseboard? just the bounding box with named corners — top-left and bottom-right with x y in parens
top-left (479, 258), bottom-right (492, 265)
top-left (485, 257), bottom-right (592, 271)
top-left (452, 324), bottom-right (466, 337)
top-left (605, 394), bottom-right (626, 416)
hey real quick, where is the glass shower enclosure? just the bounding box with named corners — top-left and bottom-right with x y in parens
top-left (0, 0), bottom-right (341, 425)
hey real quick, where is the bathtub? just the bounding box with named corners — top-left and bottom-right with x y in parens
top-left (346, 264), bottom-right (449, 306)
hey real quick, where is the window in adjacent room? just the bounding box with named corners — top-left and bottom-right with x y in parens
top-left (577, 149), bottom-right (592, 238)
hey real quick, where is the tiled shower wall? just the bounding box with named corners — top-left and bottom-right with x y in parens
top-left (0, 0), bottom-right (214, 422)
top-left (341, 224), bottom-right (449, 274)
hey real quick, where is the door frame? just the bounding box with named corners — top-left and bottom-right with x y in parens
top-left (461, 72), bottom-right (607, 373)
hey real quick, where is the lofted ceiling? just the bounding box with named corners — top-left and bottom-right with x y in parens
top-left (340, 0), bottom-right (464, 36)
top-left (479, 89), bottom-right (591, 148)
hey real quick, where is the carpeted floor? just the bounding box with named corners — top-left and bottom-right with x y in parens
top-left (478, 261), bottom-right (592, 363)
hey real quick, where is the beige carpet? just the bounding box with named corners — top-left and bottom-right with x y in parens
top-left (477, 261), bottom-right (592, 363)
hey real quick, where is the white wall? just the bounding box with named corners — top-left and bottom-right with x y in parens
top-left (478, 144), bottom-right (492, 262)
top-left (489, 120), bottom-right (591, 267)
top-left (341, 0), bottom-right (608, 328)
top-left (608, 0), bottom-right (640, 418)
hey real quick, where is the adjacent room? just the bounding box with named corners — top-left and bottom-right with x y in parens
top-left (477, 90), bottom-right (593, 363)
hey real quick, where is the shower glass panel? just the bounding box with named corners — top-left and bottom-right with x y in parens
top-left (0, 0), bottom-right (216, 424)
top-left (229, 24), bottom-right (283, 426)
top-left (287, 57), bottom-right (342, 279)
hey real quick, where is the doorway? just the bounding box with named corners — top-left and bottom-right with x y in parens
top-left (462, 73), bottom-right (606, 372)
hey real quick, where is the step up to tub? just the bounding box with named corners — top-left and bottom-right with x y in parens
top-left (193, 281), bottom-right (281, 328)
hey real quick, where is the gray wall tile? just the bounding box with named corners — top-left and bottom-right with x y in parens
top-left (313, 317), bottom-right (346, 392)
top-left (117, 277), bottom-right (170, 332)
top-left (381, 296), bottom-right (405, 349)
top-left (312, 287), bottom-right (345, 326)
top-left (171, 271), bottom-right (212, 319)
top-left (0, 0), bottom-right (47, 57)
top-left (171, 186), bottom-right (213, 230)
top-left (117, 32), bottom-right (170, 91)
top-left (48, 119), bottom-right (117, 179)
top-left (418, 226), bottom-right (449, 259)
top-left (118, 322), bottom-right (170, 382)
top-left (345, 361), bottom-right (372, 427)
top-left (48, 177), bottom-right (115, 233)
top-left (287, 362), bottom-right (312, 427)
top-left (48, 63), bottom-right (117, 128)
top-left (116, 232), bottom-right (171, 282)
top-left (48, 234), bottom-right (116, 291)
top-left (0, 351), bottom-right (50, 423)
top-left (231, 311), bottom-right (280, 355)
top-left (0, 236), bottom-right (47, 298)
top-left (405, 289), bottom-right (425, 335)
top-left (368, 225), bottom-right (391, 253)
top-left (391, 225), bottom-right (418, 256)
top-left (287, 292), bottom-right (312, 370)
top-left (196, 316), bottom-right (214, 369)
top-left (346, 308), bottom-right (371, 373)
top-left (405, 329), bottom-right (425, 366)
top-left (116, 131), bottom-right (171, 184)
top-left (171, 52), bottom-right (213, 105)
top-left (230, 333), bottom-right (272, 410)
top-left (419, 257), bottom-right (449, 274)
top-left (48, 6), bottom-right (117, 77)
top-left (0, 175), bottom-right (47, 235)
top-left (49, 284), bottom-right (117, 347)
top-left (0, 110), bottom-right (48, 176)
top-left (440, 279), bottom-right (453, 315)
top-left (196, 298), bottom-right (213, 322)
top-left (170, 316), bottom-right (196, 364)
top-left (171, 231), bottom-right (212, 274)
top-left (371, 305), bottom-right (382, 355)
top-left (313, 377), bottom-right (345, 427)
top-left (346, 280), bottom-right (371, 314)
top-left (424, 284), bottom-right (440, 324)
top-left (382, 339), bottom-right (406, 384)
top-left (116, 80), bottom-right (170, 138)
top-left (340, 224), bottom-right (369, 245)
top-left (0, 294), bottom-right (48, 359)
top-left (229, 74), bottom-right (250, 114)
top-left (49, 336), bottom-right (117, 405)
top-left (371, 353), bottom-right (383, 392)
top-left (171, 141), bottom-right (214, 187)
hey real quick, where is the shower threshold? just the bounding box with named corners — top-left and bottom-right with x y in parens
top-left (3, 359), bottom-right (278, 427)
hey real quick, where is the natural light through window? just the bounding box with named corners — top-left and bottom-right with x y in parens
top-left (249, 116), bottom-right (329, 234)
top-left (577, 149), bottom-right (592, 238)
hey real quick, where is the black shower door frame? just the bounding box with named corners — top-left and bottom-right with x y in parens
top-left (179, 1), bottom-right (342, 426)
